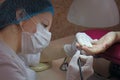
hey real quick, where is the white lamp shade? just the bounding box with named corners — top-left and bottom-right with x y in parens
top-left (67, 0), bottom-right (119, 28)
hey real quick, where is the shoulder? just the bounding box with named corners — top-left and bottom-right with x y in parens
top-left (0, 53), bottom-right (26, 80)
top-left (0, 53), bottom-right (14, 64)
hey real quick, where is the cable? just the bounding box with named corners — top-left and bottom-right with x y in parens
top-left (59, 57), bottom-right (68, 71)
top-left (78, 57), bottom-right (83, 80)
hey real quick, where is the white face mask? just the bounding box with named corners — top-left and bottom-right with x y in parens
top-left (21, 23), bottom-right (51, 54)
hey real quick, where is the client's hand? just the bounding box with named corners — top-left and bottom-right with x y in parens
top-left (77, 31), bottom-right (117, 55)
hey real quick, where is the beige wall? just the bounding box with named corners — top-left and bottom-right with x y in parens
top-left (51, 0), bottom-right (120, 40)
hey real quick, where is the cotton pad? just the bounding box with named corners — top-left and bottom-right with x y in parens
top-left (30, 63), bottom-right (50, 72)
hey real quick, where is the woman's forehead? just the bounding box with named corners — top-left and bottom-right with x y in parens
top-left (27, 15), bottom-right (41, 25)
top-left (30, 13), bottom-right (49, 24)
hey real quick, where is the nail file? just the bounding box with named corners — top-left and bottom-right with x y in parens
top-left (76, 33), bottom-right (93, 47)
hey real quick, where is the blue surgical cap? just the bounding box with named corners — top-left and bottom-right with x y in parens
top-left (0, 0), bottom-right (54, 29)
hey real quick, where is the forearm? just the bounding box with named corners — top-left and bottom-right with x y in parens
top-left (40, 42), bottom-right (66, 62)
top-left (40, 35), bottom-right (74, 62)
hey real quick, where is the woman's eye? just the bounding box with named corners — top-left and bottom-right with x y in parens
top-left (41, 23), bottom-right (48, 28)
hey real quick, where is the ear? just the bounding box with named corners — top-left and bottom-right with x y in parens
top-left (16, 9), bottom-right (26, 27)
top-left (16, 9), bottom-right (26, 20)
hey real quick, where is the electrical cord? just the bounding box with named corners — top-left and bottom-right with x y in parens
top-left (78, 57), bottom-right (83, 80)
top-left (60, 57), bottom-right (68, 71)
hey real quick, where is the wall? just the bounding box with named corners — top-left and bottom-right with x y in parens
top-left (51, 0), bottom-right (120, 40)
top-left (116, 0), bottom-right (120, 10)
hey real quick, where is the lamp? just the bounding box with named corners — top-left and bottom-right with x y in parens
top-left (67, 0), bottom-right (119, 28)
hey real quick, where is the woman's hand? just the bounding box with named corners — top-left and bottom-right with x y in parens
top-left (76, 31), bottom-right (117, 55)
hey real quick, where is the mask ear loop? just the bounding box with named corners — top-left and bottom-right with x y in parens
top-left (20, 25), bottom-right (25, 32)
